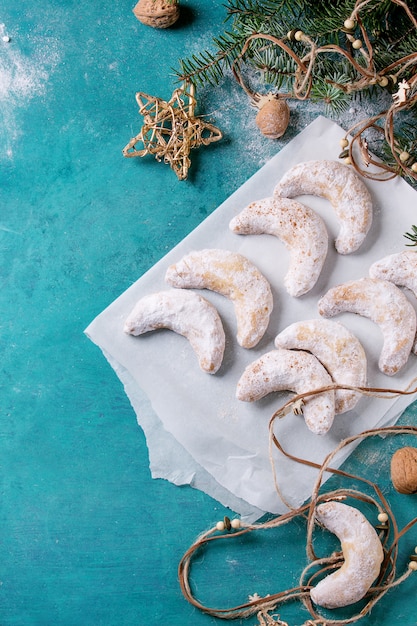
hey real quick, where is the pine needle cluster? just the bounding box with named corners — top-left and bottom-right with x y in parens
top-left (175, 0), bottom-right (417, 183)
top-left (177, 0), bottom-right (415, 94)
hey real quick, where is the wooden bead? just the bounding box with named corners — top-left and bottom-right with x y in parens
top-left (390, 446), bottom-right (417, 494)
top-left (344, 18), bottom-right (356, 31)
top-left (133, 0), bottom-right (180, 29)
top-left (255, 98), bottom-right (290, 139)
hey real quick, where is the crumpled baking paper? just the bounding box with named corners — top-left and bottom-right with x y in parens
top-left (85, 116), bottom-right (417, 522)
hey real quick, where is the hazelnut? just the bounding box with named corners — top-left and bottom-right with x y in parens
top-left (390, 446), bottom-right (417, 494)
top-left (255, 98), bottom-right (290, 139)
top-left (133, 0), bottom-right (180, 29)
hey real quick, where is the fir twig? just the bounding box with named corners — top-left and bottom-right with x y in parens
top-left (176, 31), bottom-right (245, 87)
top-left (404, 225), bottom-right (417, 246)
top-left (175, 0), bottom-right (417, 184)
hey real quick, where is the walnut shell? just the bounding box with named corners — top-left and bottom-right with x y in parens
top-left (390, 446), bottom-right (417, 494)
top-left (133, 0), bottom-right (180, 29)
top-left (255, 98), bottom-right (290, 139)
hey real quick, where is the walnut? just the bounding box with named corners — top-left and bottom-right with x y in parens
top-left (255, 96), bottom-right (290, 139)
top-left (390, 446), bottom-right (417, 494)
top-left (133, 0), bottom-right (180, 29)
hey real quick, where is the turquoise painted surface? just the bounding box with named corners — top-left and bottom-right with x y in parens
top-left (1, 1), bottom-right (417, 625)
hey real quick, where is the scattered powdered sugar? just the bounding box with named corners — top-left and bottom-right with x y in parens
top-left (0, 22), bottom-right (60, 158)
top-left (1, 22), bottom-right (11, 43)
top-left (197, 60), bottom-right (393, 177)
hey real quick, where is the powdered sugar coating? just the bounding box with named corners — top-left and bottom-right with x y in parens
top-left (274, 160), bottom-right (373, 254)
top-left (318, 277), bottom-right (416, 376)
top-left (236, 348), bottom-right (335, 435)
top-left (275, 319), bottom-right (367, 413)
top-left (124, 289), bottom-right (225, 374)
top-left (229, 196), bottom-right (328, 297)
top-left (370, 250), bottom-right (417, 355)
top-left (311, 501), bottom-right (384, 609)
top-left (165, 248), bottom-right (273, 348)
top-left (369, 249), bottom-right (417, 296)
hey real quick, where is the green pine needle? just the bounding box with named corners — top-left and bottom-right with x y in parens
top-left (174, 0), bottom-right (417, 185)
top-left (404, 225), bottom-right (417, 246)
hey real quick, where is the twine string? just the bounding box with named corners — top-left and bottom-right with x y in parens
top-left (178, 379), bottom-right (417, 625)
top-left (230, 0), bottom-right (417, 182)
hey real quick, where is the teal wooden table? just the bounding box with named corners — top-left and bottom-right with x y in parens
top-left (1, 2), bottom-right (417, 625)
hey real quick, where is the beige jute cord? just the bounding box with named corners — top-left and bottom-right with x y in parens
top-left (178, 379), bottom-right (417, 625)
top-left (230, 0), bottom-right (417, 183)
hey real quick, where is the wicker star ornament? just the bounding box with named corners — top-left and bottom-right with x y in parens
top-left (122, 83), bottom-right (222, 180)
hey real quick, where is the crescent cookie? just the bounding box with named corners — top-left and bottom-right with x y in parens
top-left (229, 196), bottom-right (328, 297)
top-left (274, 319), bottom-right (367, 414)
top-left (311, 501), bottom-right (384, 609)
top-left (236, 348), bottom-right (335, 435)
top-left (370, 250), bottom-right (417, 354)
top-left (123, 290), bottom-right (225, 374)
top-left (165, 248), bottom-right (273, 349)
top-left (274, 160), bottom-right (373, 254)
top-left (318, 277), bottom-right (416, 376)
top-left (369, 249), bottom-right (417, 296)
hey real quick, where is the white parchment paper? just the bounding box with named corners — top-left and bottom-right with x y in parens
top-left (85, 116), bottom-right (417, 519)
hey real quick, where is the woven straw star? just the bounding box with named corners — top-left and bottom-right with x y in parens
top-left (122, 82), bottom-right (222, 180)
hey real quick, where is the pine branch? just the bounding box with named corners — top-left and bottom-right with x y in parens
top-left (175, 30), bottom-right (245, 87)
top-left (174, 0), bottom-right (417, 183)
top-left (177, 0), bottom-right (416, 86)
top-left (252, 46), bottom-right (297, 90)
top-left (404, 225), bottom-right (417, 246)
top-left (310, 65), bottom-right (353, 114)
